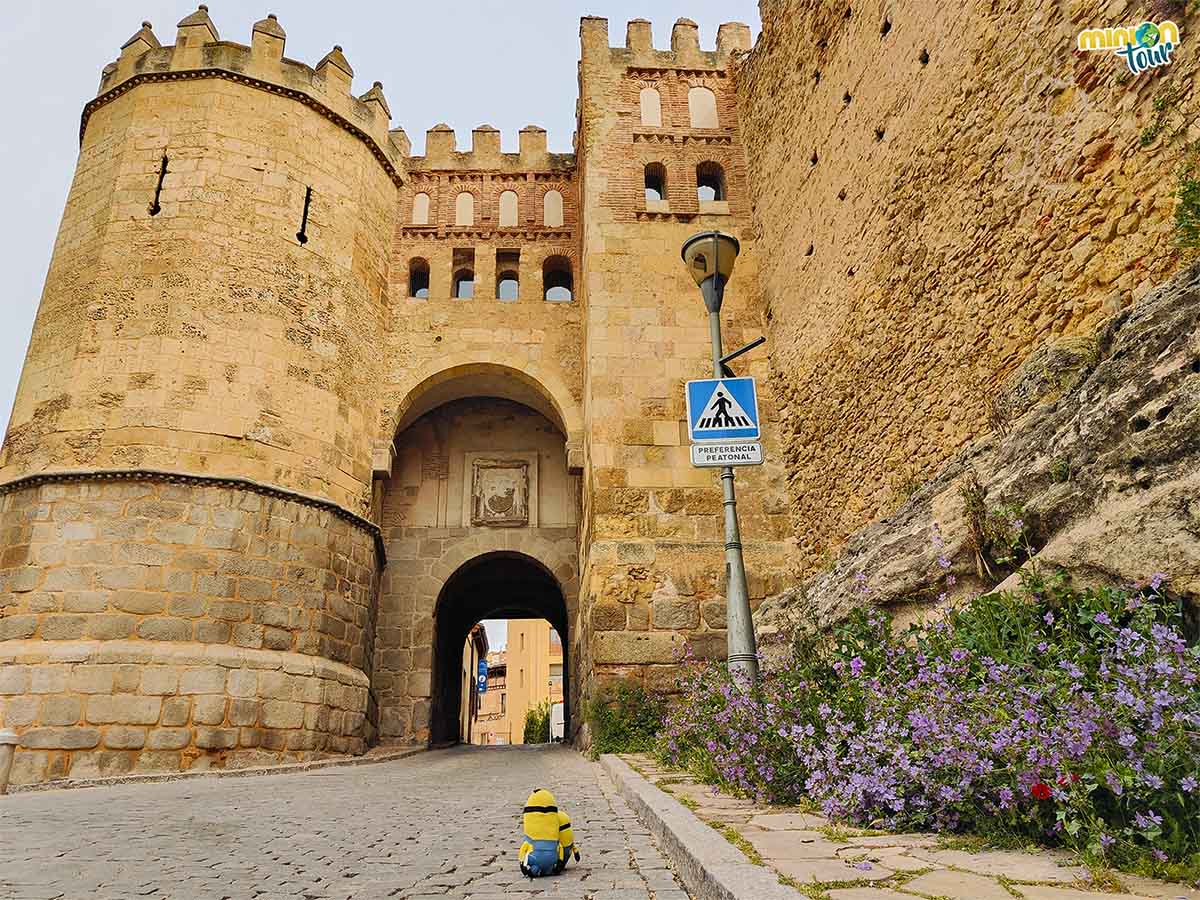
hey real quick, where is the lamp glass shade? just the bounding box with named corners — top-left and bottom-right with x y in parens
top-left (681, 231), bottom-right (740, 288)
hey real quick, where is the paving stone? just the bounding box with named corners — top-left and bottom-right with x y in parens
top-left (772, 857), bottom-right (894, 883)
top-left (741, 828), bottom-right (846, 859)
top-left (748, 812), bottom-right (825, 831)
top-left (903, 869), bottom-right (1015, 900)
top-left (826, 890), bottom-right (916, 900)
top-left (911, 849), bottom-right (1087, 883)
top-left (1019, 888), bottom-right (1160, 900)
top-left (0, 746), bottom-right (671, 900)
top-left (1117, 876), bottom-right (1200, 899)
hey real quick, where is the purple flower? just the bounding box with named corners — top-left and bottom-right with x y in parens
top-left (1153, 849), bottom-right (1168, 862)
top-left (855, 862), bottom-right (874, 871)
top-left (1094, 612), bottom-right (1112, 626)
top-left (1099, 833), bottom-right (1115, 852)
top-left (1181, 775), bottom-right (1198, 794)
top-left (1044, 611), bottom-right (1055, 625)
top-left (849, 656), bottom-right (865, 677)
top-left (1150, 573), bottom-right (1167, 590)
top-left (1134, 810), bottom-right (1163, 830)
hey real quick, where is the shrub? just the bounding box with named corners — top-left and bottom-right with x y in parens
top-left (584, 682), bottom-right (666, 759)
top-left (523, 700), bottom-right (551, 744)
top-left (660, 570), bottom-right (1200, 880)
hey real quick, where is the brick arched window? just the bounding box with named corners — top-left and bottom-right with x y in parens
top-left (455, 192), bottom-right (474, 226)
top-left (644, 163), bottom-right (667, 203)
top-left (543, 256), bottom-right (573, 302)
top-left (411, 192), bottom-right (430, 225)
top-left (453, 267), bottom-right (475, 299)
top-left (409, 258), bottom-right (429, 298)
top-left (498, 190), bottom-right (518, 228)
top-left (639, 87), bottom-right (662, 126)
top-left (543, 190), bottom-right (564, 228)
top-left (688, 86), bottom-right (718, 128)
top-left (696, 162), bottom-right (726, 202)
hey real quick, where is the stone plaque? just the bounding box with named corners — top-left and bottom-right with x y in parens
top-left (470, 458), bottom-right (530, 527)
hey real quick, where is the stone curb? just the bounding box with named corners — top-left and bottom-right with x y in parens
top-left (600, 754), bottom-right (801, 900)
top-left (5, 746), bottom-right (425, 795)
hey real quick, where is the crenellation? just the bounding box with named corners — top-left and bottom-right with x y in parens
top-left (716, 22), bottom-right (752, 54)
top-left (249, 13), bottom-right (286, 70)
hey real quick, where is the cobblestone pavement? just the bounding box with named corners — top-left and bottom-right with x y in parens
top-left (0, 746), bottom-right (691, 900)
top-left (626, 755), bottom-right (1200, 900)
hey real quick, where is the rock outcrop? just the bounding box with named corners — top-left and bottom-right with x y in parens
top-left (756, 263), bottom-right (1200, 650)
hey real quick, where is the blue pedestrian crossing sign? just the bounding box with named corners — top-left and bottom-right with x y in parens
top-left (685, 376), bottom-right (760, 442)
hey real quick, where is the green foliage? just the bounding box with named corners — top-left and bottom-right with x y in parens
top-left (523, 700), bottom-right (551, 744)
top-left (1175, 149), bottom-right (1200, 250)
top-left (1050, 458), bottom-right (1072, 484)
top-left (584, 682), bottom-right (666, 759)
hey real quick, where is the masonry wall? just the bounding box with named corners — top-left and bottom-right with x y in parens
top-left (577, 18), bottom-right (793, 703)
top-left (2, 40), bottom-right (397, 515)
top-left (0, 477), bottom-right (374, 784)
top-left (736, 0), bottom-right (1194, 573)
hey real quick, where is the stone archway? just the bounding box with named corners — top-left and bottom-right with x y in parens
top-left (370, 362), bottom-right (582, 747)
top-left (430, 551), bottom-right (570, 745)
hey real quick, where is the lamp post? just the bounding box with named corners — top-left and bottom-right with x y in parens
top-left (681, 230), bottom-right (759, 687)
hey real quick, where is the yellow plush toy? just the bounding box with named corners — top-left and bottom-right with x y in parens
top-left (519, 788), bottom-right (581, 877)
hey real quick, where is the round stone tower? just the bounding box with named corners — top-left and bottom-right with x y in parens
top-left (0, 7), bottom-right (403, 785)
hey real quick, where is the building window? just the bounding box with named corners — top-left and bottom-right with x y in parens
top-left (455, 192), bottom-right (474, 226)
top-left (688, 86), bottom-right (718, 128)
top-left (500, 694), bottom-right (506, 715)
top-left (453, 268), bottom-right (475, 299)
top-left (697, 162), bottom-right (726, 203)
top-left (520, 668), bottom-right (525, 687)
top-left (644, 163), bottom-right (667, 203)
top-left (549, 663), bottom-right (563, 688)
top-left (639, 87), bottom-right (662, 126)
top-left (497, 271), bottom-right (519, 301)
top-left (409, 259), bottom-right (429, 298)
top-left (543, 190), bottom-right (564, 228)
top-left (411, 192), bottom-right (430, 225)
top-left (499, 190), bottom-right (518, 228)
top-left (543, 256), bottom-right (573, 302)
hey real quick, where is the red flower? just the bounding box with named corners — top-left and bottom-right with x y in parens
top-left (1031, 783), bottom-right (1052, 800)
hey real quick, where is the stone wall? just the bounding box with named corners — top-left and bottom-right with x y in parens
top-left (0, 475), bottom-right (377, 783)
top-left (736, 0), bottom-right (1194, 574)
top-left (577, 18), bottom-right (794, 702)
top-left (2, 20), bottom-right (399, 515)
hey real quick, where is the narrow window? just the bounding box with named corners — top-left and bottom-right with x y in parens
top-left (498, 190), bottom-right (518, 228)
top-left (409, 258), bottom-right (429, 298)
top-left (688, 86), bottom-right (718, 128)
top-left (411, 192), bottom-right (430, 225)
top-left (455, 192), bottom-right (474, 226)
top-left (453, 268), bottom-right (475, 299)
top-left (543, 256), bottom-right (574, 302)
top-left (149, 153), bottom-right (168, 216)
top-left (696, 162), bottom-right (726, 203)
top-left (639, 87), bottom-right (662, 126)
top-left (496, 249), bottom-right (520, 301)
top-left (296, 186), bottom-right (312, 244)
top-left (543, 190), bottom-right (563, 228)
top-left (644, 163), bottom-right (667, 203)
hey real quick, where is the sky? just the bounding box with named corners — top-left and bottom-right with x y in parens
top-left (0, 2), bottom-right (762, 433)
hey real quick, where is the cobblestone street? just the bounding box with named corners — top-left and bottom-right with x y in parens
top-left (0, 746), bottom-right (690, 900)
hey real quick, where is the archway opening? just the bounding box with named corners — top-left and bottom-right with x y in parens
top-left (431, 551), bottom-right (569, 746)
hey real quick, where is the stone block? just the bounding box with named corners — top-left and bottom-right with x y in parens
top-left (139, 667), bottom-right (180, 695)
top-left (86, 695), bottom-right (162, 725)
top-left (147, 727), bottom-right (192, 750)
top-left (104, 725), bottom-right (147, 749)
top-left (180, 666), bottom-right (226, 694)
top-left (0, 665), bottom-right (30, 695)
top-left (194, 726), bottom-right (238, 749)
top-left (69, 665), bottom-right (115, 694)
top-left (38, 614), bottom-right (88, 640)
top-left (192, 695), bottom-right (227, 725)
top-left (39, 695), bottom-right (83, 726)
top-left (594, 632), bottom-right (685, 664)
top-left (112, 590), bottom-right (165, 614)
top-left (0, 615), bottom-right (37, 641)
top-left (136, 618), bottom-right (192, 641)
top-left (592, 602), bottom-right (626, 631)
top-left (228, 699), bottom-right (260, 726)
top-left (261, 700), bottom-right (304, 729)
top-left (161, 696), bottom-right (191, 726)
top-left (1, 695), bottom-right (39, 727)
top-left (652, 598), bottom-right (699, 630)
top-left (20, 726), bottom-right (102, 750)
top-left (114, 665), bottom-right (141, 693)
top-left (87, 614), bottom-right (136, 640)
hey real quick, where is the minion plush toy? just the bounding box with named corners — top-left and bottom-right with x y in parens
top-left (519, 788), bottom-right (581, 877)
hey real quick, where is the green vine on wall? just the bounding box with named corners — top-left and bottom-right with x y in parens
top-left (1141, 84), bottom-right (1200, 251)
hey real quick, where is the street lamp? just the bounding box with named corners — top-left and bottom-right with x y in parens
top-left (681, 230), bottom-right (759, 687)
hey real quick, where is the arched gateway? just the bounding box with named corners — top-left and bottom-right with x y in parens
top-left (370, 363), bottom-right (582, 746)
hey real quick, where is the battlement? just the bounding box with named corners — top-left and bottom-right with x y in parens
top-left (93, 6), bottom-right (406, 182)
top-left (580, 16), bottom-right (752, 70)
top-left (406, 124), bottom-right (575, 174)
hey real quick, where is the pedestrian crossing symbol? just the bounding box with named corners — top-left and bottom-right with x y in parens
top-left (685, 376), bottom-right (760, 442)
